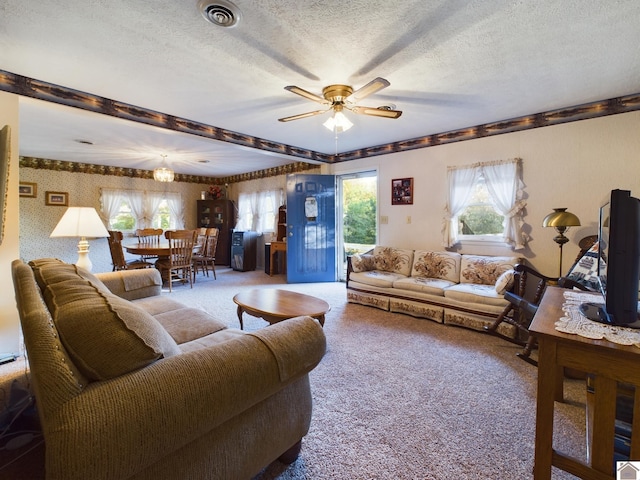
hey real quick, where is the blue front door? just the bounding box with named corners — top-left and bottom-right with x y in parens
top-left (286, 174), bottom-right (336, 283)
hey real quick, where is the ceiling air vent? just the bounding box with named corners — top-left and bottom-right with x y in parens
top-left (197, 0), bottom-right (241, 28)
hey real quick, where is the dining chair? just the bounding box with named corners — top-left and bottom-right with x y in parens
top-left (107, 230), bottom-right (152, 271)
top-left (134, 228), bottom-right (163, 264)
top-left (155, 229), bottom-right (198, 292)
top-left (193, 228), bottom-right (219, 281)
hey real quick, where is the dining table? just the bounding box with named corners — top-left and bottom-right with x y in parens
top-left (124, 241), bottom-right (173, 258)
top-left (124, 241), bottom-right (202, 259)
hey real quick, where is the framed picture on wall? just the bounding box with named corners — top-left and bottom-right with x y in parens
top-left (391, 177), bottom-right (414, 205)
top-left (19, 182), bottom-right (37, 198)
top-left (45, 191), bottom-right (68, 206)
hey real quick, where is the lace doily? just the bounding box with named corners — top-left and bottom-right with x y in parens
top-left (555, 290), bottom-right (640, 348)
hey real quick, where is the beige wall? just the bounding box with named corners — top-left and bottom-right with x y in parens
top-left (0, 92), bottom-right (21, 353)
top-left (330, 111), bottom-right (640, 277)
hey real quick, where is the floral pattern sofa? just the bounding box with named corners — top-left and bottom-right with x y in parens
top-left (347, 246), bottom-right (520, 337)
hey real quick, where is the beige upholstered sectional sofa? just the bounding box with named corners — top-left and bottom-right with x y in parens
top-left (11, 258), bottom-right (326, 480)
top-left (347, 246), bottom-right (520, 336)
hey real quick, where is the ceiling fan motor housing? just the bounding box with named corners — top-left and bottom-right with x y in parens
top-left (322, 85), bottom-right (354, 104)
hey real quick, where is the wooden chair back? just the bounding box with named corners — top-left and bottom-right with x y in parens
top-left (204, 228), bottom-right (219, 258)
top-left (135, 228), bottom-right (163, 244)
top-left (107, 230), bottom-right (127, 270)
top-left (165, 229), bottom-right (198, 269)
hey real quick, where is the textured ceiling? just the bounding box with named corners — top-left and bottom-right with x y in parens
top-left (1, 0), bottom-right (639, 177)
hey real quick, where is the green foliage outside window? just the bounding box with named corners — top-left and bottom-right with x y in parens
top-left (458, 205), bottom-right (504, 235)
top-left (458, 180), bottom-right (505, 236)
top-left (343, 177), bottom-right (376, 250)
top-left (110, 214), bottom-right (135, 231)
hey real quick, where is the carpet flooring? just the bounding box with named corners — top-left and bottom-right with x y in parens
top-left (0, 266), bottom-right (587, 479)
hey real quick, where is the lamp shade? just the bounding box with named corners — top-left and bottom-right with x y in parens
top-left (50, 207), bottom-right (109, 239)
top-left (542, 208), bottom-right (581, 228)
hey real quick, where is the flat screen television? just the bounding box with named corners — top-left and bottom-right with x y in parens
top-left (579, 189), bottom-right (640, 327)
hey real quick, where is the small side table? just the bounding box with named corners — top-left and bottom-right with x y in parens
top-left (268, 241), bottom-right (286, 276)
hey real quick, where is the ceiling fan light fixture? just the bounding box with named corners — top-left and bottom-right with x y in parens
top-left (153, 154), bottom-right (175, 182)
top-left (323, 105), bottom-right (353, 133)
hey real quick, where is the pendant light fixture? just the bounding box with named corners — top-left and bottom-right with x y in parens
top-left (153, 154), bottom-right (174, 182)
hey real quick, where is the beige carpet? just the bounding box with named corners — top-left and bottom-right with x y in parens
top-left (170, 268), bottom-right (587, 479)
top-left (0, 267), bottom-right (587, 479)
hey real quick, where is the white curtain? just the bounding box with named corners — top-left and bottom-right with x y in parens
top-left (236, 192), bottom-right (253, 231)
top-left (236, 189), bottom-right (284, 233)
top-left (249, 192), bottom-right (260, 231)
top-left (442, 158), bottom-right (527, 250)
top-left (100, 188), bottom-right (184, 231)
top-left (257, 189), bottom-right (284, 233)
top-left (164, 192), bottom-right (184, 229)
top-left (146, 191), bottom-right (165, 229)
top-left (126, 190), bottom-right (146, 229)
top-left (99, 188), bottom-right (124, 227)
top-left (442, 165), bottom-right (481, 247)
top-left (483, 159), bottom-right (527, 250)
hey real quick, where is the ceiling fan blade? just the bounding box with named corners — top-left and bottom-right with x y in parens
top-left (284, 85), bottom-right (330, 105)
top-left (278, 109), bottom-right (329, 122)
top-left (349, 105), bottom-right (402, 119)
top-left (346, 77), bottom-right (390, 103)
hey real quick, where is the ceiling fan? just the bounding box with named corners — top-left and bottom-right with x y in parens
top-left (278, 77), bottom-right (402, 132)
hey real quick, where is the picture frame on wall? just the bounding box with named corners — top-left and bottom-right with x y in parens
top-left (45, 191), bottom-right (68, 206)
top-left (391, 177), bottom-right (414, 205)
top-left (19, 182), bottom-right (37, 198)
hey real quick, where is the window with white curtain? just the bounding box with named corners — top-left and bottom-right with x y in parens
top-left (236, 189), bottom-right (284, 233)
top-left (100, 188), bottom-right (184, 232)
top-left (442, 158), bottom-right (527, 250)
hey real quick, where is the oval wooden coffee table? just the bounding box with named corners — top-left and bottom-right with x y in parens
top-left (233, 289), bottom-right (330, 330)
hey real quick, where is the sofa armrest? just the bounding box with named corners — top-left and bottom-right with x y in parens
top-left (95, 268), bottom-right (163, 300)
top-left (49, 316), bottom-right (326, 480)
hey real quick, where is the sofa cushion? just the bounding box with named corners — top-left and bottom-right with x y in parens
top-left (373, 246), bottom-right (414, 276)
top-left (350, 253), bottom-right (376, 273)
top-left (349, 270), bottom-right (407, 288)
top-left (459, 255), bottom-right (519, 285)
top-left (495, 269), bottom-right (515, 295)
top-left (153, 308), bottom-right (227, 344)
top-left (37, 263), bottom-right (180, 381)
top-left (411, 251), bottom-right (461, 282)
top-left (443, 283), bottom-right (508, 306)
top-left (393, 276), bottom-right (455, 296)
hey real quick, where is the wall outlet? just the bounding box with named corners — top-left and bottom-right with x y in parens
top-left (380, 215), bottom-right (389, 224)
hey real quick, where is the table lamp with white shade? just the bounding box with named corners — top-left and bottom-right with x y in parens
top-left (50, 207), bottom-right (109, 272)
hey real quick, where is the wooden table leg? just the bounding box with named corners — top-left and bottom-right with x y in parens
top-left (534, 337), bottom-right (557, 480)
top-left (237, 305), bottom-right (244, 330)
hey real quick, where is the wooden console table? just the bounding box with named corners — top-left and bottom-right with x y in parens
top-left (268, 241), bottom-right (286, 276)
top-left (530, 286), bottom-right (640, 479)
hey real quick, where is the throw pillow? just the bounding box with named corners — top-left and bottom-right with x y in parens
top-left (351, 253), bottom-right (375, 273)
top-left (373, 246), bottom-right (414, 276)
top-left (41, 265), bottom-right (180, 381)
top-left (411, 251), bottom-right (461, 282)
top-left (460, 255), bottom-right (520, 285)
top-left (495, 269), bottom-right (515, 295)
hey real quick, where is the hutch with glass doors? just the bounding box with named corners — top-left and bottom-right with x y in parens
top-left (197, 199), bottom-right (235, 265)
